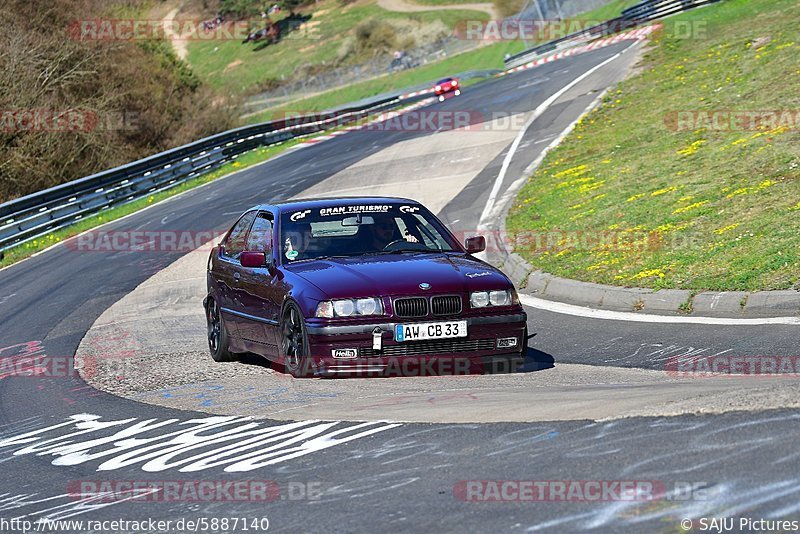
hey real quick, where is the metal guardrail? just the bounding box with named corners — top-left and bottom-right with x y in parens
top-left (504, 0), bottom-right (722, 69)
top-left (0, 95), bottom-right (426, 254)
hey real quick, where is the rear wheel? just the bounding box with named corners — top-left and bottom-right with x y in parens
top-left (207, 298), bottom-right (235, 362)
top-left (281, 303), bottom-right (312, 377)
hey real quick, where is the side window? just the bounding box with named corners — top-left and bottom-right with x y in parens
top-left (246, 212), bottom-right (274, 253)
top-left (411, 214), bottom-right (449, 250)
top-left (223, 211), bottom-right (257, 260)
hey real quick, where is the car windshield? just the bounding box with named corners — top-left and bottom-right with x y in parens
top-left (436, 78), bottom-right (452, 84)
top-left (280, 203), bottom-right (459, 262)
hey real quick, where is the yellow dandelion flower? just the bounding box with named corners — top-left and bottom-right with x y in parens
top-left (714, 224), bottom-right (739, 235)
top-left (630, 268), bottom-right (666, 280)
top-left (651, 186), bottom-right (678, 197)
top-left (672, 201), bottom-right (708, 214)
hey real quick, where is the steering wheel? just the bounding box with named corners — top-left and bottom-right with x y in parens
top-left (382, 240), bottom-right (428, 252)
top-left (382, 239), bottom-right (407, 251)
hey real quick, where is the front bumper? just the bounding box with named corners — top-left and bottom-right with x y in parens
top-left (306, 312), bottom-right (526, 376)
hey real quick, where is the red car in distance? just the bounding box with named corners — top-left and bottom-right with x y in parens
top-left (434, 77), bottom-right (461, 102)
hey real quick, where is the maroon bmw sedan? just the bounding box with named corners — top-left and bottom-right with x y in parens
top-left (204, 197), bottom-right (527, 377)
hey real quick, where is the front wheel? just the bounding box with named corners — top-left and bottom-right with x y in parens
top-left (207, 298), bottom-right (235, 362)
top-left (281, 303), bottom-right (312, 377)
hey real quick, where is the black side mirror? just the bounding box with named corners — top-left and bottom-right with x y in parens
top-left (465, 236), bottom-right (486, 253)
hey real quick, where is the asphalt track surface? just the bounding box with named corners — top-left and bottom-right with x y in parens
top-left (1, 40), bottom-right (800, 532)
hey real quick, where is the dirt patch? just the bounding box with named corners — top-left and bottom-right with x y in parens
top-left (224, 59), bottom-right (244, 72)
top-left (377, 0), bottom-right (499, 19)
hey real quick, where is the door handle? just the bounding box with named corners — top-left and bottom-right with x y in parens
top-left (233, 272), bottom-right (241, 282)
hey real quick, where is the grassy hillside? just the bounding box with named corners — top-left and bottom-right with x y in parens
top-left (245, 39), bottom-right (524, 121)
top-left (506, 0), bottom-right (800, 291)
top-left (0, 0), bottom-right (233, 203)
top-left (184, 0), bottom-right (490, 96)
top-left (579, 0), bottom-right (640, 22)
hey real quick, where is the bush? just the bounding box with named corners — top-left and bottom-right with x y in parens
top-left (0, 0), bottom-right (235, 203)
top-left (336, 18), bottom-right (449, 64)
top-left (218, 0), bottom-right (311, 17)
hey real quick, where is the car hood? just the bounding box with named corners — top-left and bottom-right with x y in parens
top-left (283, 253), bottom-right (510, 299)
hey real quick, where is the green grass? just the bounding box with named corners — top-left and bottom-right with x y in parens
top-left (410, 0), bottom-right (493, 6)
top-left (186, 0), bottom-right (490, 96)
top-left (244, 39), bottom-right (524, 121)
top-left (506, 0), bottom-right (800, 292)
top-left (578, 0), bottom-right (641, 22)
top-left (0, 134), bottom-right (318, 268)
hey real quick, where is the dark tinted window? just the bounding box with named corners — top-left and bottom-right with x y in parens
top-left (246, 212), bottom-right (274, 253)
top-left (223, 211), bottom-right (257, 259)
top-left (279, 203), bottom-right (459, 261)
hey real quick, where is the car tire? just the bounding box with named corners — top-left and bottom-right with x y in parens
top-left (280, 302), bottom-right (313, 378)
top-left (207, 298), bottom-right (236, 362)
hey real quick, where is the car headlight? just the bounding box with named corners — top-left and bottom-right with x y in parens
top-left (470, 291), bottom-right (490, 308)
top-left (470, 290), bottom-right (513, 308)
top-left (333, 300), bottom-right (355, 317)
top-left (435, 85), bottom-right (441, 91)
top-left (452, 80), bottom-right (458, 86)
top-left (489, 290), bottom-right (511, 306)
top-left (316, 298), bottom-right (384, 318)
top-left (355, 297), bottom-right (380, 315)
top-left (315, 301), bottom-right (334, 318)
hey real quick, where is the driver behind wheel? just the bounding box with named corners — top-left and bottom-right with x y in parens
top-left (366, 215), bottom-right (418, 251)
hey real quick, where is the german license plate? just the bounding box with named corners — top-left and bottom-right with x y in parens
top-left (395, 321), bottom-right (467, 342)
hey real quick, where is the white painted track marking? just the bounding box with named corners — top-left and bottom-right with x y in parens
top-left (479, 41), bottom-right (638, 228)
top-left (520, 294), bottom-right (800, 325)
